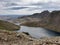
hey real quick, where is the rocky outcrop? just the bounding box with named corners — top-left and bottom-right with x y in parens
top-left (0, 30), bottom-right (60, 45)
top-left (17, 10), bottom-right (60, 32)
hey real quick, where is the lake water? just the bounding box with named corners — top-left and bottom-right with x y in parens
top-left (17, 26), bottom-right (60, 38)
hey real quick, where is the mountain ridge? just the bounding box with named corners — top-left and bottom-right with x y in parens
top-left (16, 10), bottom-right (60, 32)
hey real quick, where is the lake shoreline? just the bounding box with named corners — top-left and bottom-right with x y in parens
top-left (17, 25), bottom-right (60, 38)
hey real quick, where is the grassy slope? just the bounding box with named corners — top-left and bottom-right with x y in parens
top-left (0, 20), bottom-right (20, 31)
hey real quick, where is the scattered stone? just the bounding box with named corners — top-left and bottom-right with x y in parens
top-left (0, 30), bottom-right (60, 45)
top-left (22, 32), bottom-right (30, 35)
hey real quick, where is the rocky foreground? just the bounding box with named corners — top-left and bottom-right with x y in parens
top-left (0, 30), bottom-right (60, 45)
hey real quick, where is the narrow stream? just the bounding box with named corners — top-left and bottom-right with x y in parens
top-left (17, 26), bottom-right (60, 38)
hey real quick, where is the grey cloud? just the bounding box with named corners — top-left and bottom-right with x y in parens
top-left (5, 2), bottom-right (19, 7)
top-left (5, 7), bottom-right (29, 10)
top-left (31, 2), bottom-right (46, 6)
top-left (28, 2), bottom-right (60, 11)
top-left (27, 6), bottom-right (60, 11)
top-left (27, 8), bottom-right (40, 11)
top-left (0, 0), bottom-right (60, 15)
top-left (0, 0), bottom-right (21, 2)
top-left (0, 0), bottom-right (14, 1)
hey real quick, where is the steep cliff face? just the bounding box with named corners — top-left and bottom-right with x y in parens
top-left (49, 11), bottom-right (60, 25)
top-left (47, 11), bottom-right (60, 32)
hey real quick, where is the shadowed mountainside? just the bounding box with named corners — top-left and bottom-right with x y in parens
top-left (16, 10), bottom-right (60, 32)
top-left (0, 20), bottom-right (20, 31)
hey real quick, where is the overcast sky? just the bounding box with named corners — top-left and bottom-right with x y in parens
top-left (0, 0), bottom-right (60, 15)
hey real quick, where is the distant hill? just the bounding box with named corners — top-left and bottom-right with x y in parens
top-left (0, 15), bottom-right (28, 23)
top-left (16, 10), bottom-right (60, 32)
top-left (18, 10), bottom-right (49, 18)
top-left (0, 15), bottom-right (22, 21)
top-left (0, 20), bottom-right (20, 31)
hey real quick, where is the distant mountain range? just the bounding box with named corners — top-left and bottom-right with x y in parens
top-left (16, 10), bottom-right (60, 32)
top-left (19, 10), bottom-right (50, 18)
top-left (0, 15), bottom-right (26, 22)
